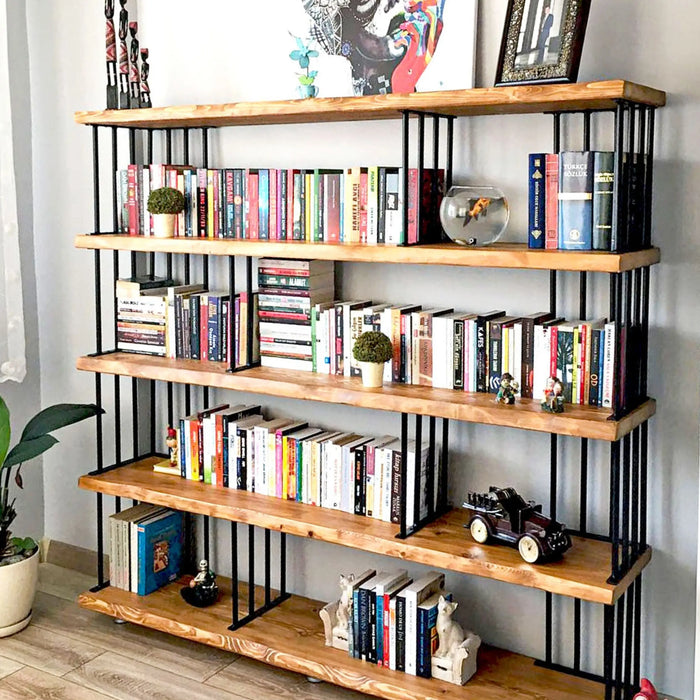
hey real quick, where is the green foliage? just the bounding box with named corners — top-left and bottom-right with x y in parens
top-left (5, 435), bottom-right (58, 470)
top-left (10, 537), bottom-right (37, 556)
top-left (290, 36), bottom-right (319, 96)
top-left (352, 331), bottom-right (393, 364)
top-left (147, 187), bottom-right (185, 215)
top-left (0, 397), bottom-right (9, 468)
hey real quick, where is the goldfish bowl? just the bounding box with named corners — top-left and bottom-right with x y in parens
top-left (439, 186), bottom-right (509, 247)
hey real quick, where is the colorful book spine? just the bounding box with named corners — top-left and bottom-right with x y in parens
top-left (558, 151), bottom-right (594, 250)
top-left (528, 153), bottom-right (546, 248)
top-left (545, 153), bottom-right (559, 249)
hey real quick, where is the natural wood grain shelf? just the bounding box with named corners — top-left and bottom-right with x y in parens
top-left (78, 576), bottom-right (604, 700)
top-left (75, 235), bottom-right (661, 273)
top-left (74, 80), bottom-right (665, 128)
top-left (79, 458), bottom-right (649, 605)
top-left (76, 353), bottom-right (655, 441)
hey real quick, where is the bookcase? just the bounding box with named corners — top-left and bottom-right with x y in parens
top-left (74, 80), bottom-right (665, 700)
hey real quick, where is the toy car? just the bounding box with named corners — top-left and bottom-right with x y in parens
top-left (462, 486), bottom-right (572, 563)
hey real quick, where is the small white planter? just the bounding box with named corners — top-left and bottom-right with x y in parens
top-left (0, 549), bottom-right (39, 637)
top-left (153, 213), bottom-right (176, 238)
top-left (359, 362), bottom-right (385, 388)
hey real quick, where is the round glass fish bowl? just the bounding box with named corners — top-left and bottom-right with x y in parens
top-left (439, 186), bottom-right (509, 246)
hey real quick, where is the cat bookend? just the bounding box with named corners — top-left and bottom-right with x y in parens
top-left (319, 573), bottom-right (354, 651)
top-left (431, 595), bottom-right (482, 685)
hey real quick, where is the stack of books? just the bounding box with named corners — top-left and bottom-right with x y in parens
top-left (258, 258), bottom-right (334, 371)
top-left (117, 164), bottom-right (444, 246)
top-left (345, 569), bottom-right (451, 678)
top-left (173, 402), bottom-right (437, 531)
top-left (109, 504), bottom-right (183, 596)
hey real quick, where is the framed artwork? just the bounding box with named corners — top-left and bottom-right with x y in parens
top-left (298, 0), bottom-right (477, 97)
top-left (495, 0), bottom-right (591, 86)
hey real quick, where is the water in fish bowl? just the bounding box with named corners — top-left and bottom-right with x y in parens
top-left (439, 186), bottom-right (510, 246)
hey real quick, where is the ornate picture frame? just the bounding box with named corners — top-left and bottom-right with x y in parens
top-left (495, 0), bottom-right (591, 86)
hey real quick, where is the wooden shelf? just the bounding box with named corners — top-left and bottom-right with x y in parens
top-left (74, 80), bottom-right (665, 129)
top-left (75, 235), bottom-right (661, 273)
top-left (76, 353), bottom-right (655, 441)
top-left (79, 458), bottom-right (649, 605)
top-left (78, 576), bottom-right (604, 699)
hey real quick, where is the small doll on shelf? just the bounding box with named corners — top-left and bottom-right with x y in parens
top-left (181, 559), bottom-right (219, 608)
top-left (495, 373), bottom-right (519, 405)
top-left (541, 376), bottom-right (565, 413)
top-left (166, 425), bottom-right (178, 467)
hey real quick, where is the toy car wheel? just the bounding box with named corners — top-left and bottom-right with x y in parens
top-left (470, 516), bottom-right (490, 544)
top-left (518, 534), bottom-right (542, 564)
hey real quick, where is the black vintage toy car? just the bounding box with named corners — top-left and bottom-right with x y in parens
top-left (462, 486), bottom-right (572, 563)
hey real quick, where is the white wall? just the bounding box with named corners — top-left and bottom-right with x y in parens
top-left (26, 1), bottom-right (698, 697)
top-left (3, 0), bottom-right (43, 542)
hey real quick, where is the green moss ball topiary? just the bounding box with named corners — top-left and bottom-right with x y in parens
top-left (352, 331), bottom-right (393, 364)
top-left (148, 187), bottom-right (185, 215)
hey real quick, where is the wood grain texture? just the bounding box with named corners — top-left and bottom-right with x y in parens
top-left (0, 667), bottom-right (109, 700)
top-left (38, 562), bottom-right (97, 602)
top-left (76, 353), bottom-right (656, 441)
top-left (74, 81), bottom-right (665, 128)
top-left (0, 659), bottom-right (23, 682)
top-left (0, 625), bottom-right (103, 677)
top-left (64, 651), bottom-right (244, 700)
top-left (74, 236), bottom-right (661, 274)
top-left (78, 459), bottom-right (649, 604)
top-left (78, 578), bottom-right (604, 700)
top-left (32, 591), bottom-right (233, 683)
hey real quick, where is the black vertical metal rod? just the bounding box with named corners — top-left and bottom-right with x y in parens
top-left (621, 434), bottom-right (631, 573)
top-left (426, 416), bottom-right (436, 518)
top-left (111, 127), bottom-right (122, 473)
top-left (445, 117), bottom-right (454, 191)
top-left (614, 595), bottom-right (625, 700)
top-left (624, 578), bottom-right (634, 695)
top-left (625, 106), bottom-right (636, 251)
top-left (264, 529), bottom-right (271, 606)
top-left (399, 413), bottom-right (408, 537)
top-left (573, 599), bottom-right (581, 671)
top-left (640, 421), bottom-right (648, 548)
top-left (416, 114), bottom-right (425, 245)
top-left (150, 380), bottom-right (156, 454)
top-left (631, 427), bottom-right (640, 560)
top-left (611, 273), bottom-right (623, 417)
top-left (401, 112), bottom-right (410, 246)
top-left (545, 592), bottom-right (552, 664)
top-left (231, 521), bottom-right (239, 625)
top-left (583, 111), bottom-right (591, 151)
top-left (579, 438), bottom-right (588, 533)
top-left (612, 103), bottom-right (625, 253)
top-left (610, 441), bottom-right (621, 579)
top-left (549, 271), bottom-right (557, 317)
top-left (636, 107), bottom-right (647, 242)
top-left (147, 130), bottom-right (155, 269)
top-left (203, 516), bottom-right (210, 563)
top-left (579, 272), bottom-right (587, 319)
top-left (93, 126), bottom-right (101, 233)
top-left (604, 604), bottom-right (614, 700)
top-left (550, 435), bottom-right (558, 520)
top-left (440, 418), bottom-right (449, 511)
top-left (553, 113), bottom-right (561, 153)
top-left (202, 128), bottom-right (211, 406)
top-left (229, 256), bottom-right (236, 371)
top-left (643, 108), bottom-right (655, 248)
top-left (413, 414), bottom-right (422, 527)
top-left (246, 256), bottom-right (254, 367)
top-left (633, 578), bottom-right (642, 689)
top-left (280, 532), bottom-right (287, 596)
top-left (248, 525), bottom-right (255, 616)
top-left (640, 266), bottom-right (650, 398)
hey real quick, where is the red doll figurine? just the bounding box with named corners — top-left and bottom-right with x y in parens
top-left (166, 425), bottom-right (178, 468)
top-left (633, 679), bottom-right (659, 700)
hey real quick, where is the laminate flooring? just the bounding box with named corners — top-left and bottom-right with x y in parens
top-left (0, 564), bottom-right (365, 700)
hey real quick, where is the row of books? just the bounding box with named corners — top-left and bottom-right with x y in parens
top-left (109, 504), bottom-right (183, 596)
top-left (284, 300), bottom-right (618, 408)
top-left (116, 276), bottom-right (258, 365)
top-left (169, 402), bottom-right (438, 529)
top-left (118, 163), bottom-right (444, 245)
top-left (528, 150), bottom-right (646, 252)
top-left (344, 568), bottom-right (450, 678)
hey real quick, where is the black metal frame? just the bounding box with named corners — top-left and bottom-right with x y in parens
top-left (85, 99), bottom-right (656, 697)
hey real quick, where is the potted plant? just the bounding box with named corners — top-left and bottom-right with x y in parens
top-left (352, 331), bottom-right (393, 388)
top-left (0, 397), bottom-right (102, 636)
top-left (147, 186), bottom-right (185, 238)
top-left (289, 36), bottom-right (319, 98)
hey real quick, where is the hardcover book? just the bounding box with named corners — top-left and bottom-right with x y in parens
top-left (136, 509), bottom-right (183, 596)
top-left (593, 151), bottom-right (614, 251)
top-left (558, 151), bottom-right (594, 250)
top-left (528, 153), bottom-right (546, 249)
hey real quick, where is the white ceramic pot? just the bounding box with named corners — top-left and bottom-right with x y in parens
top-left (359, 362), bottom-right (385, 388)
top-left (153, 213), bottom-right (176, 238)
top-left (0, 549), bottom-right (39, 637)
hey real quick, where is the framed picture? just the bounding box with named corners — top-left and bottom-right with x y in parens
top-left (297, 0), bottom-right (477, 97)
top-left (495, 0), bottom-right (591, 86)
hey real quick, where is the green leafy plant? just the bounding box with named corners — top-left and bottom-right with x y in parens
top-left (290, 36), bottom-right (319, 97)
top-left (353, 331), bottom-right (393, 364)
top-left (0, 397), bottom-right (103, 561)
top-left (147, 187), bottom-right (185, 215)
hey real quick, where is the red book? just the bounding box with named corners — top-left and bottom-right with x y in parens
top-left (286, 169), bottom-right (296, 240)
top-left (550, 325), bottom-right (559, 379)
top-left (269, 169), bottom-right (278, 240)
top-left (200, 293), bottom-right (209, 362)
top-left (277, 169), bottom-right (284, 240)
top-left (215, 412), bottom-right (225, 487)
top-left (382, 593), bottom-right (391, 667)
top-left (545, 154), bottom-right (559, 250)
top-left (189, 419), bottom-right (200, 481)
top-left (326, 174), bottom-right (341, 243)
top-left (225, 169), bottom-right (234, 238)
top-left (248, 171), bottom-right (259, 240)
top-left (127, 164), bottom-right (138, 236)
top-left (359, 170), bottom-right (368, 243)
top-left (197, 168), bottom-right (207, 238)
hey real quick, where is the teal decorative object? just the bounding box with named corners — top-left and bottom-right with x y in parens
top-left (290, 36), bottom-right (319, 99)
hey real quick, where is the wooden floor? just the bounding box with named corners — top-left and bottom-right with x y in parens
top-left (0, 564), bottom-right (364, 700)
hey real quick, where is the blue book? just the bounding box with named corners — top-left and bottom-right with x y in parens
top-left (137, 510), bottom-right (183, 595)
top-left (417, 592), bottom-right (452, 678)
top-left (528, 153), bottom-right (546, 249)
top-left (259, 169), bottom-right (270, 240)
top-left (558, 151), bottom-right (594, 250)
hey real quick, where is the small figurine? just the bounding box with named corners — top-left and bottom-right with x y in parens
top-left (140, 48), bottom-right (152, 108)
top-left (166, 425), bottom-right (178, 468)
top-left (431, 595), bottom-right (481, 685)
top-left (319, 573), bottom-right (355, 651)
top-left (633, 679), bottom-right (659, 700)
top-left (495, 373), bottom-right (518, 405)
top-left (541, 376), bottom-right (565, 413)
top-left (104, 0), bottom-right (118, 109)
top-left (128, 22), bottom-right (141, 109)
top-left (181, 559), bottom-right (219, 608)
top-left (117, 0), bottom-right (130, 109)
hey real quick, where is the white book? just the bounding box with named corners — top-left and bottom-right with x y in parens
top-left (230, 414), bottom-right (264, 490)
top-left (513, 321), bottom-right (523, 396)
top-left (380, 307), bottom-right (393, 383)
top-left (404, 572), bottom-right (446, 676)
top-left (342, 437), bottom-right (372, 513)
top-left (533, 325), bottom-right (550, 401)
top-left (602, 322), bottom-right (616, 408)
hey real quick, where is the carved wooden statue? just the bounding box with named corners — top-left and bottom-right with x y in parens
top-left (128, 22), bottom-right (141, 109)
top-left (430, 596), bottom-right (481, 685)
top-left (140, 48), bottom-right (152, 108)
top-left (117, 0), bottom-right (130, 109)
top-left (319, 573), bottom-right (355, 651)
top-left (105, 0), bottom-right (118, 108)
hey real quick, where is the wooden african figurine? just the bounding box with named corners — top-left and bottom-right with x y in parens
top-left (128, 22), bottom-right (141, 109)
top-left (140, 48), bottom-right (151, 108)
top-left (104, 0), bottom-right (118, 109)
top-left (117, 0), bottom-right (130, 109)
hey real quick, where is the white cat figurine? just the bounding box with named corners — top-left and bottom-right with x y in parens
top-left (332, 573), bottom-right (354, 638)
top-left (432, 595), bottom-right (481, 685)
top-left (435, 595), bottom-right (464, 657)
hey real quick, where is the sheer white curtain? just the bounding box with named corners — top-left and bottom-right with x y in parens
top-left (0, 1), bottom-right (26, 383)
